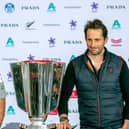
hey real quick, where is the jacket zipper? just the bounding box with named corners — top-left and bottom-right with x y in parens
top-left (97, 65), bottom-right (104, 127)
top-left (97, 78), bottom-right (101, 127)
top-left (87, 60), bottom-right (103, 127)
top-left (88, 68), bottom-right (101, 127)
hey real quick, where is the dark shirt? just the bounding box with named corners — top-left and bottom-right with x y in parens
top-left (58, 53), bottom-right (129, 120)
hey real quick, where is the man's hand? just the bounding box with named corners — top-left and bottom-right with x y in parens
top-left (119, 119), bottom-right (129, 129)
top-left (57, 120), bottom-right (72, 129)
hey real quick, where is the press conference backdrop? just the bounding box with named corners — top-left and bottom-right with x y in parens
top-left (0, 0), bottom-right (129, 128)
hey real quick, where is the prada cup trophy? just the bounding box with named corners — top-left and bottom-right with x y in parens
top-left (11, 60), bottom-right (65, 129)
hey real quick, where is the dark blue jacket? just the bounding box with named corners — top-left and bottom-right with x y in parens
top-left (72, 49), bottom-right (123, 127)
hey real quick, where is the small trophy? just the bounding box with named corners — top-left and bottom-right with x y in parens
top-left (11, 60), bottom-right (65, 129)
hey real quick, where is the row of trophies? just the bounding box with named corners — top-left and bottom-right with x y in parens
top-left (11, 60), bottom-right (65, 129)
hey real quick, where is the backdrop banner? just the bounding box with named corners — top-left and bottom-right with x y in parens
top-left (0, 0), bottom-right (129, 129)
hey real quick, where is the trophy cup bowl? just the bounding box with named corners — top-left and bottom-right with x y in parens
top-left (10, 60), bottom-right (65, 129)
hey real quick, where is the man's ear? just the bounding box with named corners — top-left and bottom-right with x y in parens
top-left (105, 37), bottom-right (108, 44)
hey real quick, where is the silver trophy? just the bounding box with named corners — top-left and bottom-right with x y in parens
top-left (11, 60), bottom-right (65, 129)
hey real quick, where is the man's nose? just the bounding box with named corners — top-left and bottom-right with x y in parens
top-left (90, 40), bottom-right (97, 47)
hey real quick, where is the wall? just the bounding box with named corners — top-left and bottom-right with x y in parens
top-left (0, 0), bottom-right (129, 128)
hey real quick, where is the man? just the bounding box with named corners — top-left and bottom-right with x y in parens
top-left (57, 19), bottom-right (129, 129)
top-left (0, 74), bottom-right (6, 127)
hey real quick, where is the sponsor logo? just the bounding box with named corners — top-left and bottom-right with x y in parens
top-left (64, 40), bottom-right (82, 44)
top-left (6, 37), bottom-right (14, 47)
top-left (6, 92), bottom-right (15, 96)
top-left (21, 6), bottom-right (40, 10)
top-left (7, 106), bottom-right (15, 115)
top-left (25, 21), bottom-right (36, 30)
top-left (112, 20), bottom-right (121, 29)
top-left (2, 58), bottom-right (18, 61)
top-left (47, 3), bottom-right (56, 12)
top-left (0, 23), bottom-right (19, 28)
top-left (109, 68), bottom-right (113, 72)
top-left (68, 99), bottom-right (78, 113)
top-left (27, 54), bottom-right (35, 60)
top-left (43, 23), bottom-right (60, 27)
top-left (5, 3), bottom-right (15, 13)
top-left (48, 37), bottom-right (56, 47)
top-left (22, 41), bottom-right (39, 44)
top-left (70, 90), bottom-right (78, 98)
top-left (70, 55), bottom-right (76, 61)
top-left (7, 72), bottom-right (13, 81)
top-left (49, 108), bottom-right (57, 115)
top-left (42, 57), bottom-right (61, 62)
top-left (111, 38), bottom-right (122, 46)
top-left (68, 109), bottom-right (78, 113)
top-left (91, 2), bottom-right (98, 12)
top-left (64, 6), bottom-right (81, 9)
top-left (69, 20), bottom-right (77, 30)
top-left (106, 5), bottom-right (126, 9)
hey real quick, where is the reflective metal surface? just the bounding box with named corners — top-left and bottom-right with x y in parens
top-left (11, 60), bottom-right (65, 129)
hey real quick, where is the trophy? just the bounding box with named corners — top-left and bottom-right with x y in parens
top-left (11, 60), bottom-right (65, 129)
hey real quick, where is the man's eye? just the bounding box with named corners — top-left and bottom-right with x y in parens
top-left (96, 39), bottom-right (100, 41)
top-left (88, 39), bottom-right (91, 41)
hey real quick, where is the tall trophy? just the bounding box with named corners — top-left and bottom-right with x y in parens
top-left (11, 60), bottom-right (65, 129)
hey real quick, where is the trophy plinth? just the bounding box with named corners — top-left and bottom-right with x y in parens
top-left (11, 60), bottom-right (65, 129)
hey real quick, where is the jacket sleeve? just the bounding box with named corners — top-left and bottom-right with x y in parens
top-left (120, 60), bottom-right (129, 119)
top-left (58, 61), bottom-right (75, 116)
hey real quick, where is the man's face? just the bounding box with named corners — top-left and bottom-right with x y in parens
top-left (86, 29), bottom-right (108, 55)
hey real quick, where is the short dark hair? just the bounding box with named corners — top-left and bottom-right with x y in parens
top-left (84, 19), bottom-right (108, 39)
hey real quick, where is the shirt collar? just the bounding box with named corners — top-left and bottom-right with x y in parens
top-left (85, 47), bottom-right (108, 61)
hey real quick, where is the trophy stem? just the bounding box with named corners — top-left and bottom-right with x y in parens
top-left (31, 118), bottom-right (44, 126)
top-left (26, 117), bottom-right (47, 129)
